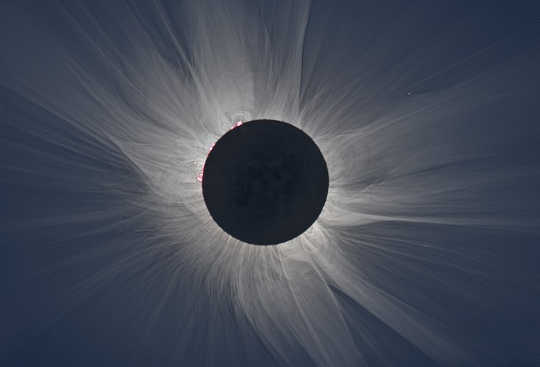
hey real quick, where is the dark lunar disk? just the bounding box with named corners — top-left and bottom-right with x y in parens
top-left (202, 119), bottom-right (329, 245)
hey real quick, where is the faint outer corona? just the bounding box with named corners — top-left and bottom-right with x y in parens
top-left (202, 119), bottom-right (329, 245)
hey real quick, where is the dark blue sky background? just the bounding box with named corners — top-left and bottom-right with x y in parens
top-left (1, 1), bottom-right (540, 366)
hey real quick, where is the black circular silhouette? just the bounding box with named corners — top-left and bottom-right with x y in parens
top-left (202, 119), bottom-right (329, 245)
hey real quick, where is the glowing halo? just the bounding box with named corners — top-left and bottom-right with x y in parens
top-left (1, 1), bottom-right (539, 367)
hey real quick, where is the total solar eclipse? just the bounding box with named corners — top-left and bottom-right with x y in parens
top-left (202, 119), bottom-right (329, 245)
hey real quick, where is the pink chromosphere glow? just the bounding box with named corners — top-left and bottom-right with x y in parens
top-left (197, 121), bottom-right (243, 182)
